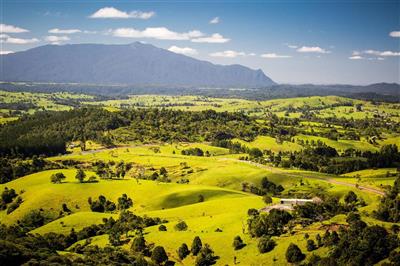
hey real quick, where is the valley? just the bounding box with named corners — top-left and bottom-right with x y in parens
top-left (0, 90), bottom-right (399, 265)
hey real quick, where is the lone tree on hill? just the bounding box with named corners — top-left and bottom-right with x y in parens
top-left (50, 172), bottom-right (66, 184)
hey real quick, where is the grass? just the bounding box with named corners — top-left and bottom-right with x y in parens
top-left (232, 136), bottom-right (302, 153)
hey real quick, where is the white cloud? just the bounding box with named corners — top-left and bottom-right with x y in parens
top-left (45, 35), bottom-right (70, 44)
top-left (364, 50), bottom-right (400, 56)
top-left (209, 17), bottom-right (220, 24)
top-left (89, 7), bottom-right (155, 19)
top-left (112, 27), bottom-right (203, 40)
top-left (349, 55), bottom-right (363, 60)
top-left (168, 46), bottom-right (198, 55)
top-left (48, 28), bottom-right (81, 34)
top-left (0, 50), bottom-right (14, 55)
top-left (377, 57), bottom-right (385, 60)
top-left (261, 53), bottom-right (291, 59)
top-left (389, 31), bottom-right (400, 37)
top-left (297, 46), bottom-right (330, 53)
top-left (0, 23), bottom-right (29, 33)
top-left (209, 50), bottom-right (246, 58)
top-left (286, 44), bottom-right (298, 49)
top-left (191, 33), bottom-right (230, 43)
top-left (1, 36), bottom-right (39, 44)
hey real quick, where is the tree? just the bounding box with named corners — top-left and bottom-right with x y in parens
top-left (177, 243), bottom-right (190, 260)
top-left (151, 246), bottom-right (168, 264)
top-left (191, 236), bottom-right (202, 255)
top-left (286, 243), bottom-right (305, 263)
top-left (249, 148), bottom-right (263, 158)
top-left (263, 195), bottom-right (273, 204)
top-left (160, 167), bottom-right (168, 176)
top-left (258, 236), bottom-right (276, 253)
top-left (50, 172), bottom-right (66, 184)
top-left (195, 244), bottom-right (217, 266)
top-left (232, 236), bottom-right (245, 250)
top-left (344, 191), bottom-right (358, 204)
top-left (131, 235), bottom-right (146, 253)
top-left (175, 221), bottom-right (188, 231)
top-left (75, 169), bottom-right (86, 183)
top-left (117, 194), bottom-right (133, 210)
top-left (307, 239), bottom-right (317, 251)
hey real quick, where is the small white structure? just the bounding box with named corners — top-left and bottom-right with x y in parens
top-left (280, 198), bottom-right (313, 205)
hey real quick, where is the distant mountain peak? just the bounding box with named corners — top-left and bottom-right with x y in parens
top-left (0, 43), bottom-right (275, 88)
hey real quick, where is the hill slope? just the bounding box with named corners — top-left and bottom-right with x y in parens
top-left (0, 42), bottom-right (275, 88)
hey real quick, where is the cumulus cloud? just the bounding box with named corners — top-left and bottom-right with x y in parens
top-left (209, 17), bottom-right (220, 24)
top-left (168, 45), bottom-right (198, 55)
top-left (191, 33), bottom-right (230, 43)
top-left (111, 27), bottom-right (228, 43)
top-left (0, 35), bottom-right (39, 44)
top-left (349, 55), bottom-right (363, 60)
top-left (112, 27), bottom-right (203, 40)
top-left (209, 50), bottom-right (247, 58)
top-left (0, 23), bottom-right (29, 33)
top-left (48, 28), bottom-right (81, 34)
top-left (297, 46), bottom-right (330, 53)
top-left (389, 31), bottom-right (400, 37)
top-left (90, 7), bottom-right (155, 19)
top-left (364, 50), bottom-right (400, 56)
top-left (0, 50), bottom-right (14, 55)
top-left (45, 35), bottom-right (70, 44)
top-left (261, 53), bottom-right (291, 59)
top-left (286, 44), bottom-right (298, 49)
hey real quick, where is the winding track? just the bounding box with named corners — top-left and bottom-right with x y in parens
top-left (62, 146), bottom-right (386, 196)
top-left (219, 158), bottom-right (386, 196)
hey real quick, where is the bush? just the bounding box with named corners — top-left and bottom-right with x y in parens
top-left (258, 236), bottom-right (276, 253)
top-left (50, 172), bottom-right (66, 183)
top-left (151, 246), bottom-right (168, 264)
top-left (158, 225), bottom-right (167, 231)
top-left (195, 244), bottom-right (217, 266)
top-left (233, 236), bottom-right (246, 250)
top-left (131, 235), bottom-right (146, 253)
top-left (263, 195), bottom-right (273, 204)
top-left (191, 236), bottom-right (202, 255)
top-left (286, 243), bottom-right (305, 263)
top-left (177, 243), bottom-right (190, 260)
top-left (75, 169), bottom-right (86, 183)
top-left (174, 221), bottom-right (188, 231)
top-left (307, 239), bottom-right (317, 251)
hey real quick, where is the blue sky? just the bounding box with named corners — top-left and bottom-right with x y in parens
top-left (1, 0), bottom-right (399, 84)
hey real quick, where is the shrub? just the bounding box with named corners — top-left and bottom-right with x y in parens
top-left (75, 169), bottom-right (86, 183)
top-left (195, 244), bottom-right (217, 266)
top-left (233, 236), bottom-right (246, 250)
top-left (131, 235), bottom-right (146, 253)
top-left (50, 172), bottom-right (66, 184)
top-left (151, 246), bottom-right (168, 264)
top-left (286, 243), bottom-right (305, 263)
top-left (175, 221), bottom-right (188, 231)
top-left (307, 239), bottom-right (317, 251)
top-left (258, 236), bottom-right (276, 253)
top-left (191, 236), bottom-right (202, 255)
top-left (158, 225), bottom-right (167, 231)
top-left (263, 195), bottom-right (273, 204)
top-left (177, 243), bottom-right (190, 260)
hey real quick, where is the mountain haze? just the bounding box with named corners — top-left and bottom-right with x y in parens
top-left (0, 42), bottom-right (275, 88)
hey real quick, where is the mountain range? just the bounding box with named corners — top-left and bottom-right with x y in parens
top-left (0, 42), bottom-right (275, 88)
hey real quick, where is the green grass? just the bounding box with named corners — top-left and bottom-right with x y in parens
top-left (233, 136), bottom-right (302, 153)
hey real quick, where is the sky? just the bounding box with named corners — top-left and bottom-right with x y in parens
top-left (1, 0), bottom-right (399, 85)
